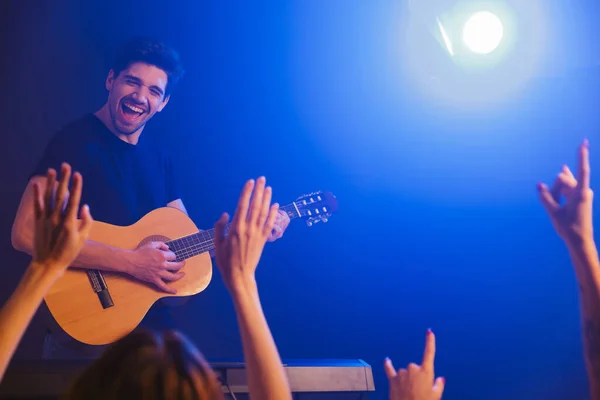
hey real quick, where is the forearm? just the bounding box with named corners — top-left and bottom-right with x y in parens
top-left (566, 238), bottom-right (600, 400)
top-left (15, 226), bottom-right (131, 273)
top-left (230, 277), bottom-right (291, 400)
top-left (0, 263), bottom-right (61, 380)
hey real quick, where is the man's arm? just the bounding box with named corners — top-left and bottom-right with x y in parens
top-left (12, 176), bottom-right (132, 273)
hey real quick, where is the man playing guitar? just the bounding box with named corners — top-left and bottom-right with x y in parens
top-left (10, 37), bottom-right (291, 359)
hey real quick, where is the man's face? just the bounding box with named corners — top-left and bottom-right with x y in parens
top-left (105, 62), bottom-right (170, 135)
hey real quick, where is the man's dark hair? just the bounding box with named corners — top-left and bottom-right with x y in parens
top-left (112, 37), bottom-right (185, 97)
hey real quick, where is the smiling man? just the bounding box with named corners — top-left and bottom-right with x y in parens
top-left (11, 37), bottom-right (290, 359)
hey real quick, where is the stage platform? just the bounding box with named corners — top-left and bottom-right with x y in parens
top-left (0, 358), bottom-right (375, 399)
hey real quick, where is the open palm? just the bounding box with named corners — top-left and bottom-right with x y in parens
top-left (213, 177), bottom-right (279, 290)
top-left (33, 163), bottom-right (93, 273)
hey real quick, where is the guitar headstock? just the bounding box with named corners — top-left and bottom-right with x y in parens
top-left (287, 191), bottom-right (338, 226)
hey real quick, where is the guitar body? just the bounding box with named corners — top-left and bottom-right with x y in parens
top-left (44, 207), bottom-right (212, 346)
top-left (43, 190), bottom-right (337, 347)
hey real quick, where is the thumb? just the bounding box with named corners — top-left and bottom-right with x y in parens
top-left (432, 377), bottom-right (446, 400)
top-left (78, 205), bottom-right (93, 239)
top-left (537, 183), bottom-right (559, 214)
top-left (214, 213), bottom-right (230, 247)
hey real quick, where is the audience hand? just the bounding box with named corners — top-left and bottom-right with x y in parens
top-left (32, 163), bottom-right (93, 274)
top-left (214, 177), bottom-right (278, 291)
top-left (538, 139), bottom-right (593, 246)
top-left (384, 329), bottom-right (445, 400)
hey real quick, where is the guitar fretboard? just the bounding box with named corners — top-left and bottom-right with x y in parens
top-left (165, 203), bottom-right (299, 262)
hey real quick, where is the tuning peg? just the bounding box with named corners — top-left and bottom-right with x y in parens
top-left (321, 217), bottom-right (328, 223)
top-left (306, 220), bottom-right (313, 227)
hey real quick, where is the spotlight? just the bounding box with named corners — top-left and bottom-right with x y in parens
top-left (405, 0), bottom-right (546, 105)
top-left (462, 11), bottom-right (504, 54)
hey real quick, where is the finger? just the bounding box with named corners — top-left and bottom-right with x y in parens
top-left (156, 242), bottom-right (170, 251)
top-left (214, 212), bottom-right (230, 247)
top-left (267, 223), bottom-right (283, 242)
top-left (578, 138), bottom-right (590, 190)
top-left (257, 185), bottom-right (272, 227)
top-left (383, 358), bottom-right (397, 379)
top-left (33, 182), bottom-right (44, 221)
top-left (264, 203), bottom-right (280, 238)
top-left (550, 172), bottom-right (577, 202)
top-left (407, 363), bottom-right (421, 375)
top-left (397, 368), bottom-right (408, 380)
top-left (165, 261), bottom-right (186, 272)
top-left (422, 329), bottom-right (436, 373)
top-left (78, 205), bottom-right (93, 239)
top-left (232, 180), bottom-right (255, 228)
top-left (280, 209), bottom-right (291, 228)
top-left (162, 250), bottom-right (178, 262)
top-left (432, 377), bottom-right (446, 400)
top-left (65, 171), bottom-right (82, 223)
top-left (154, 278), bottom-right (177, 294)
top-left (44, 168), bottom-right (57, 219)
top-left (537, 183), bottom-right (560, 214)
top-left (562, 164), bottom-right (576, 181)
top-left (248, 177), bottom-right (266, 225)
top-left (160, 270), bottom-right (185, 282)
top-left (52, 163), bottom-right (72, 220)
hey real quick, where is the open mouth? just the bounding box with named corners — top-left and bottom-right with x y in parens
top-left (120, 102), bottom-right (146, 122)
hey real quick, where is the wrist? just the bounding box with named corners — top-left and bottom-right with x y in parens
top-left (118, 249), bottom-right (137, 275)
top-left (228, 274), bottom-right (258, 298)
top-left (565, 235), bottom-right (597, 253)
top-left (22, 261), bottom-right (65, 292)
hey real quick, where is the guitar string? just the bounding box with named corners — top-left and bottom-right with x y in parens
top-left (166, 200), bottom-right (330, 262)
top-left (167, 204), bottom-right (298, 261)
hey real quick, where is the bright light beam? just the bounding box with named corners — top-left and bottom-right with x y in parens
top-left (436, 17), bottom-right (454, 56)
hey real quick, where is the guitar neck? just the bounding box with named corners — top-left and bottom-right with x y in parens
top-left (165, 203), bottom-right (301, 262)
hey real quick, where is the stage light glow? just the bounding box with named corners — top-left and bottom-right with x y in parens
top-left (462, 11), bottom-right (504, 54)
top-left (405, 0), bottom-right (546, 107)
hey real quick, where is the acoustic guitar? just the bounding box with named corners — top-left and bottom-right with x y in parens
top-left (44, 191), bottom-right (338, 346)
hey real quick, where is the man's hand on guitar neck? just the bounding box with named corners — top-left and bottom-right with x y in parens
top-left (122, 242), bottom-right (185, 294)
top-left (268, 209), bottom-right (290, 242)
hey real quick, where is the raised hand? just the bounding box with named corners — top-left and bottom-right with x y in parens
top-left (538, 139), bottom-right (593, 245)
top-left (213, 177), bottom-right (279, 290)
top-left (32, 163), bottom-right (93, 274)
top-left (384, 329), bottom-right (445, 400)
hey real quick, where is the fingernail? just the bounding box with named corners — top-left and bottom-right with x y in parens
top-left (584, 138), bottom-right (589, 147)
top-left (426, 328), bottom-right (432, 335)
top-left (441, 377), bottom-right (446, 384)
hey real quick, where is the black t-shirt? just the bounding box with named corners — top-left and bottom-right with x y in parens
top-left (31, 113), bottom-right (180, 333)
top-left (31, 113), bottom-right (180, 226)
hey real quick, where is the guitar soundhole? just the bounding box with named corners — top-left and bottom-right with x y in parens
top-left (137, 235), bottom-right (171, 249)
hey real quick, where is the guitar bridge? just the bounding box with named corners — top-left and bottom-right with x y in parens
top-left (86, 269), bottom-right (114, 309)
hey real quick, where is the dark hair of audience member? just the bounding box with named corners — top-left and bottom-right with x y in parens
top-left (64, 329), bottom-right (223, 400)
